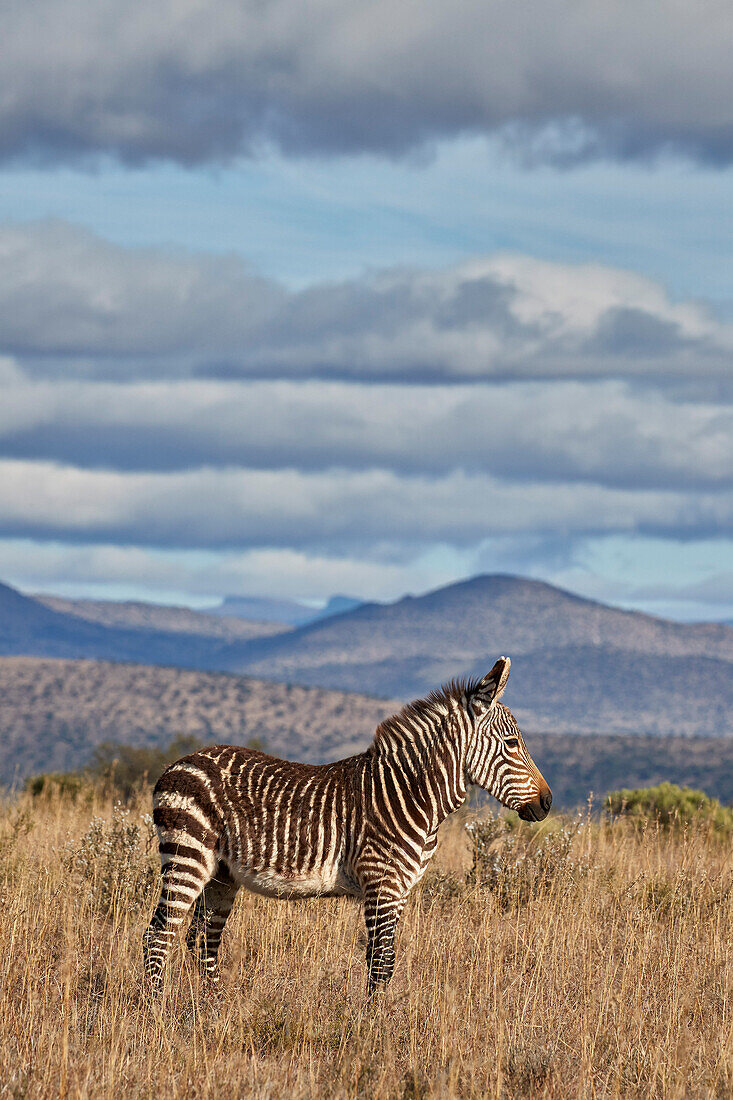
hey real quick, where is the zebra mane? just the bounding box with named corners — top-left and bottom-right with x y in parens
top-left (371, 676), bottom-right (480, 758)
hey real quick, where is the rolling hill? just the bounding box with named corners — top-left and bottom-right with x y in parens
top-left (0, 581), bottom-right (279, 669)
top-left (218, 575), bottom-right (733, 737)
top-left (3, 655), bottom-right (733, 808)
top-left (0, 657), bottom-right (397, 785)
top-left (36, 594), bottom-right (288, 641)
top-left (2, 574), bottom-right (732, 739)
top-left (211, 593), bottom-right (364, 625)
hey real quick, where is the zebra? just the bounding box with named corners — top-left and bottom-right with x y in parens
top-left (143, 656), bottom-right (551, 994)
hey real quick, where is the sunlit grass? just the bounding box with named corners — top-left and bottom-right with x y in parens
top-left (2, 789), bottom-right (733, 1097)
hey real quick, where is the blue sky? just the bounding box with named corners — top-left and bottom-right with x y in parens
top-left (2, 142), bottom-right (731, 308)
top-left (0, 1), bottom-right (731, 621)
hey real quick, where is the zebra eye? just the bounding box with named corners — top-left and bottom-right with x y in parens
top-left (504, 737), bottom-right (519, 749)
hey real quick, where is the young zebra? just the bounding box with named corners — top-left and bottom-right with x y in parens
top-left (143, 656), bottom-right (551, 994)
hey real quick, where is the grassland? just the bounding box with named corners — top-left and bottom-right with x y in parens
top-left (2, 789), bottom-right (733, 1098)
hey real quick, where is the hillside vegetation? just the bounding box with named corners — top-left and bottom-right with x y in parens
top-left (5, 657), bottom-right (733, 807)
top-left (2, 790), bottom-right (733, 1097)
top-left (0, 657), bottom-right (396, 785)
top-left (528, 733), bottom-right (733, 808)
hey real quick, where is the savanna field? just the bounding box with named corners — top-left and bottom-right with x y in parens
top-left (2, 785), bottom-right (733, 1099)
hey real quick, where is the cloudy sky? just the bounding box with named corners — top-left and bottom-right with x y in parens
top-left (0, 0), bottom-right (731, 620)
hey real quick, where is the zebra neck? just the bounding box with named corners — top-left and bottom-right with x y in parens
top-left (368, 725), bottom-right (468, 833)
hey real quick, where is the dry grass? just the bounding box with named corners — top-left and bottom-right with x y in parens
top-left (2, 792), bottom-right (733, 1099)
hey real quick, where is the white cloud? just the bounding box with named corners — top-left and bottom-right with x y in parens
top-left (0, 222), bottom-right (280, 363)
top-left (1, 367), bottom-right (732, 490)
top-left (2, 224), bottom-right (730, 385)
top-left (0, 539), bottom-right (466, 604)
top-left (1, 223), bottom-right (731, 612)
top-left (0, 459), bottom-right (730, 549)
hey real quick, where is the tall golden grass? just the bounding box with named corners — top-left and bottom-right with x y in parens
top-left (2, 788), bottom-right (733, 1099)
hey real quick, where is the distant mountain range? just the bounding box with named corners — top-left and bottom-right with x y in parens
top-left (36, 594), bottom-right (290, 641)
top-left (217, 575), bottom-right (733, 737)
top-left (211, 593), bottom-right (364, 625)
top-left (1, 573), bottom-right (731, 738)
top-left (0, 582), bottom-right (278, 670)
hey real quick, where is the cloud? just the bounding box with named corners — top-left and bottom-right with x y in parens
top-left (0, 224), bottom-right (731, 533)
top-left (1, 222), bottom-right (731, 611)
top-left (1, 373), bottom-right (732, 493)
top-left (0, 459), bottom-right (730, 550)
top-left (0, 538), bottom-right (455, 604)
top-left (1, 1), bottom-right (731, 165)
top-left (0, 222), bottom-right (281, 366)
top-left (3, 224), bottom-right (730, 385)
top-left (630, 572), bottom-right (733, 605)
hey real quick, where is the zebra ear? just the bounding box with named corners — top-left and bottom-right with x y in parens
top-left (470, 656), bottom-right (511, 713)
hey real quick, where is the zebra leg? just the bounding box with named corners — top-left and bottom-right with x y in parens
top-left (185, 862), bottom-right (239, 981)
top-left (364, 886), bottom-right (406, 995)
top-left (143, 852), bottom-right (215, 994)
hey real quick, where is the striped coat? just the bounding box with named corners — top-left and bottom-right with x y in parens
top-left (143, 656), bottom-right (551, 993)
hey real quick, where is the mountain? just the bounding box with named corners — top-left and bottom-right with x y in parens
top-left (0, 657), bottom-right (396, 785)
top-left (2, 574), bottom-right (732, 738)
top-left (308, 595), bottom-right (365, 622)
top-left (0, 581), bottom-right (277, 668)
top-left (216, 575), bottom-right (733, 738)
top-left (212, 594), bottom-right (318, 624)
top-left (36, 594), bottom-right (289, 642)
top-left (212, 593), bottom-right (364, 625)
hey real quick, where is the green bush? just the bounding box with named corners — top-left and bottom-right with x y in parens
top-left (88, 735), bottom-right (203, 798)
top-left (24, 771), bottom-right (91, 802)
top-left (25, 733), bottom-right (268, 801)
top-left (25, 734), bottom-right (203, 801)
top-left (605, 782), bottom-right (733, 831)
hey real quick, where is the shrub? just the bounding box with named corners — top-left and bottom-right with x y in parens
top-left (465, 813), bottom-right (590, 908)
top-left (605, 782), bottom-right (733, 831)
top-left (26, 733), bottom-right (268, 802)
top-left (25, 734), bottom-right (203, 801)
top-left (24, 771), bottom-right (91, 802)
top-left (64, 803), bottom-right (158, 917)
top-left (88, 735), bottom-right (203, 798)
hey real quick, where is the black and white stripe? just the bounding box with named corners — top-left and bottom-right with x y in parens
top-left (143, 655), bottom-right (551, 993)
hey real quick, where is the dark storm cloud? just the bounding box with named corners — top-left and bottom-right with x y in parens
top-left (1, 1), bottom-right (732, 166)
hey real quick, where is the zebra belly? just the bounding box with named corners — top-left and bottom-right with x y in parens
top-left (225, 859), bottom-right (361, 900)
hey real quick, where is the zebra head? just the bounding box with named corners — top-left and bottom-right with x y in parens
top-left (463, 656), bottom-right (552, 822)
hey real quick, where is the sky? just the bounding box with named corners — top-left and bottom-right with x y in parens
top-left (0, 0), bottom-right (731, 621)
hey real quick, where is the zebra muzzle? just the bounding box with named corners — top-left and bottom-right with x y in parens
top-left (517, 788), bottom-right (552, 822)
